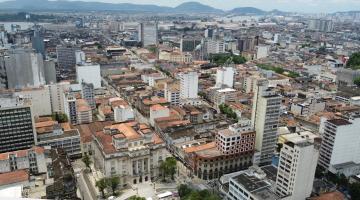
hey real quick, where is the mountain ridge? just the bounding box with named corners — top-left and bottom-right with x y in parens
top-left (0, 0), bottom-right (358, 15)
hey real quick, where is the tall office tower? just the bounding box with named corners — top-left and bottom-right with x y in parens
top-left (76, 63), bottom-right (101, 89)
top-left (0, 53), bottom-right (7, 88)
top-left (138, 22), bottom-right (158, 47)
top-left (3, 48), bottom-right (45, 89)
top-left (179, 71), bottom-right (198, 99)
top-left (204, 28), bottom-right (214, 38)
top-left (216, 66), bottom-right (234, 88)
top-left (56, 46), bottom-right (77, 69)
top-left (49, 82), bottom-right (70, 113)
top-left (206, 39), bottom-right (225, 54)
top-left (308, 19), bottom-right (334, 32)
top-left (0, 100), bottom-right (36, 153)
top-left (251, 79), bottom-right (282, 165)
top-left (31, 27), bottom-right (45, 58)
top-left (275, 133), bottom-right (321, 200)
top-left (237, 36), bottom-right (258, 52)
top-left (180, 37), bottom-right (202, 53)
top-left (81, 82), bottom-right (96, 110)
top-left (64, 93), bottom-right (77, 125)
top-left (0, 29), bottom-right (7, 46)
top-left (44, 60), bottom-right (57, 84)
top-left (75, 50), bottom-right (86, 65)
top-left (318, 115), bottom-right (360, 176)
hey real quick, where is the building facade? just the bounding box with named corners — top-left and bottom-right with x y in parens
top-left (251, 80), bottom-right (282, 165)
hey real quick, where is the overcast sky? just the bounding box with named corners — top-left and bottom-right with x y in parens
top-left (2, 0), bottom-right (360, 13)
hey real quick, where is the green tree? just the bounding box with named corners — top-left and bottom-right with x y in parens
top-left (354, 77), bottom-right (360, 87)
top-left (165, 157), bottom-right (177, 180)
top-left (128, 196), bottom-right (146, 200)
top-left (178, 184), bottom-right (193, 198)
top-left (349, 183), bottom-right (360, 200)
top-left (347, 52), bottom-right (360, 70)
top-left (81, 153), bottom-right (92, 172)
top-left (109, 176), bottom-right (120, 196)
top-left (159, 161), bottom-right (167, 182)
top-left (96, 178), bottom-right (108, 198)
top-left (51, 112), bottom-right (68, 123)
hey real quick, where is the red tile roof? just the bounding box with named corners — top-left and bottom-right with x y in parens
top-left (0, 170), bottom-right (29, 186)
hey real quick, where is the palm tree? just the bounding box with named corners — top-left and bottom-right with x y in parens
top-left (82, 153), bottom-right (92, 172)
top-left (109, 176), bottom-right (120, 196)
top-left (96, 178), bottom-right (108, 198)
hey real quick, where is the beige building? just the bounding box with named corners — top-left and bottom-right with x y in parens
top-left (159, 50), bottom-right (192, 63)
top-left (92, 121), bottom-right (169, 186)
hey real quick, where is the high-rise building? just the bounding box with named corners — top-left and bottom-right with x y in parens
top-left (0, 53), bottom-right (7, 88)
top-left (216, 66), bottom-right (235, 88)
top-left (179, 71), bottom-right (198, 99)
top-left (49, 82), bottom-right (70, 113)
top-left (275, 132), bottom-right (321, 199)
top-left (237, 36), bottom-right (258, 52)
top-left (2, 48), bottom-right (45, 89)
top-left (318, 115), bottom-right (360, 176)
top-left (76, 63), bottom-right (101, 89)
top-left (308, 19), bottom-right (334, 32)
top-left (204, 28), bottom-right (214, 38)
top-left (138, 22), bottom-right (158, 47)
top-left (44, 59), bottom-right (57, 84)
top-left (75, 50), bottom-right (86, 65)
top-left (251, 79), bottom-right (282, 165)
top-left (180, 37), bottom-right (202, 52)
top-left (0, 103), bottom-right (36, 153)
top-left (31, 27), bottom-right (45, 59)
top-left (56, 46), bottom-right (77, 69)
top-left (64, 93), bottom-right (77, 125)
top-left (81, 82), bottom-right (96, 110)
top-left (206, 39), bottom-right (225, 55)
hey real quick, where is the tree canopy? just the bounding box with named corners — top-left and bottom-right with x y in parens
top-left (210, 53), bottom-right (246, 65)
top-left (354, 77), bottom-right (360, 87)
top-left (347, 52), bottom-right (360, 70)
top-left (177, 184), bottom-right (220, 200)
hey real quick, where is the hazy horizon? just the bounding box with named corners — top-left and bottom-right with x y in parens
top-left (0, 0), bottom-right (359, 13)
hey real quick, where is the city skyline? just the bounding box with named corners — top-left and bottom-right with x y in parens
top-left (0, 0), bottom-right (360, 13)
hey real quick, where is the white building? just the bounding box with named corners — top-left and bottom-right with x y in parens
top-left (206, 39), bottom-right (225, 54)
top-left (243, 75), bottom-right (260, 94)
top-left (165, 82), bottom-right (180, 106)
top-left (308, 19), bottom-right (334, 32)
top-left (251, 79), bottom-right (282, 165)
top-left (256, 46), bottom-right (269, 59)
top-left (75, 50), bottom-right (86, 65)
top-left (216, 66), bottom-right (234, 88)
top-left (114, 105), bottom-right (135, 122)
top-left (220, 166), bottom-right (282, 200)
top-left (0, 146), bottom-right (47, 174)
top-left (318, 116), bottom-right (360, 176)
top-left (149, 104), bottom-right (170, 127)
top-left (48, 82), bottom-right (71, 113)
top-left (76, 63), bottom-right (101, 89)
top-left (275, 133), bottom-right (321, 200)
top-left (179, 71), bottom-right (198, 99)
top-left (14, 86), bottom-right (52, 117)
top-left (64, 93), bottom-right (77, 125)
top-left (290, 98), bottom-right (325, 117)
top-left (3, 48), bottom-right (45, 89)
top-left (35, 118), bottom-right (81, 158)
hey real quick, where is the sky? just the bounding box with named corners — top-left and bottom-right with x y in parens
top-left (1, 0), bottom-right (360, 13)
